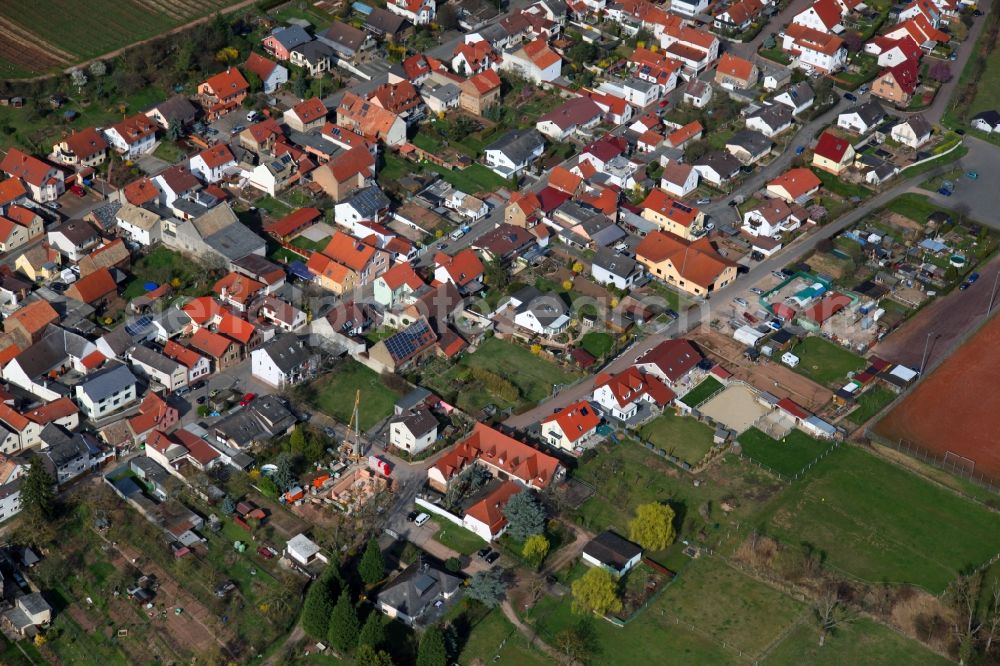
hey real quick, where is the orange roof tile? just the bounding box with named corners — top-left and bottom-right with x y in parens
top-left (197, 143), bottom-right (235, 169)
top-left (716, 53), bottom-right (756, 82)
top-left (213, 271), bottom-right (265, 306)
top-left (380, 262), bottom-right (425, 291)
top-left (203, 67), bottom-right (250, 96)
top-left (463, 480), bottom-right (523, 534)
top-left (640, 188), bottom-right (701, 227)
top-left (23, 397), bottom-right (79, 425)
top-left (432, 423), bottom-right (561, 488)
top-left (122, 177), bottom-right (159, 206)
top-left (163, 339), bottom-right (204, 369)
top-left (216, 312), bottom-right (256, 345)
top-left (768, 168), bottom-right (822, 199)
top-left (290, 97), bottom-right (328, 124)
top-left (67, 267), bottom-right (116, 304)
top-left (547, 166), bottom-right (582, 195)
top-left (322, 232), bottom-right (378, 272)
top-left (0, 178), bottom-right (27, 205)
top-left (434, 248), bottom-right (484, 287)
top-left (636, 230), bottom-right (736, 290)
top-left (540, 400), bottom-right (601, 444)
top-left (188, 328), bottom-right (234, 359)
top-left (0, 148), bottom-right (55, 188)
top-left (5, 299), bottom-right (58, 336)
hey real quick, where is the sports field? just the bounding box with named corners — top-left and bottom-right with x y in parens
top-left (0, 0), bottom-right (244, 77)
top-left (757, 445), bottom-right (1000, 593)
top-left (876, 311), bottom-right (1000, 481)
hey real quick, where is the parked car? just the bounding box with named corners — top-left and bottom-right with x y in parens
top-left (967, 170), bottom-right (978, 180)
top-left (414, 513), bottom-right (430, 526)
top-left (197, 395), bottom-right (207, 404)
top-left (858, 86), bottom-right (869, 95)
top-left (45, 202), bottom-right (61, 209)
top-left (477, 547), bottom-right (492, 559)
top-left (733, 297), bottom-right (749, 306)
top-left (938, 186), bottom-right (953, 196)
top-left (664, 309), bottom-right (679, 319)
top-left (795, 145), bottom-right (805, 155)
top-left (485, 551), bottom-right (501, 565)
top-left (750, 287), bottom-right (764, 295)
top-left (968, 272), bottom-right (980, 283)
top-left (843, 92), bottom-right (857, 102)
top-left (960, 282), bottom-right (969, 290)
top-left (974, 9), bottom-right (983, 15)
top-left (696, 197), bottom-right (711, 205)
top-left (406, 511), bottom-right (419, 522)
top-left (258, 546), bottom-right (275, 559)
top-left (772, 270), bottom-right (785, 279)
top-left (239, 392), bottom-right (256, 407)
top-left (70, 184), bottom-right (85, 197)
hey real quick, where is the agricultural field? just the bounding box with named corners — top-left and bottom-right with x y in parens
top-left (307, 359), bottom-right (402, 432)
top-left (0, 0), bottom-right (244, 77)
top-left (637, 410), bottom-right (716, 466)
top-left (764, 617), bottom-right (951, 666)
top-left (737, 428), bottom-right (836, 478)
top-left (788, 337), bottom-right (866, 387)
top-left (756, 445), bottom-right (1000, 593)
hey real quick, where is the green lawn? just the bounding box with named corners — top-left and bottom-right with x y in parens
top-left (757, 445), bottom-right (1000, 593)
top-left (529, 556), bottom-right (806, 664)
top-left (255, 196), bottom-right (293, 218)
top-left (459, 609), bottom-right (550, 666)
top-left (290, 235), bottom-right (329, 252)
top-left (884, 193), bottom-right (948, 223)
top-left (153, 140), bottom-right (189, 163)
top-left (122, 246), bottom-right (207, 300)
top-left (765, 617), bottom-right (951, 666)
top-left (431, 516), bottom-right (486, 555)
top-left (422, 163), bottom-right (509, 195)
top-left (572, 440), bottom-right (782, 552)
top-left (0, 636), bottom-right (42, 666)
top-left (900, 145), bottom-right (969, 179)
top-left (422, 338), bottom-right (582, 414)
top-left (812, 168), bottom-right (873, 200)
top-left (834, 54), bottom-right (881, 90)
top-left (308, 359), bottom-right (402, 431)
top-left (847, 387), bottom-right (897, 426)
top-left (638, 410), bottom-right (716, 465)
top-left (789, 337), bottom-right (866, 387)
top-left (579, 332), bottom-right (614, 358)
top-left (680, 377), bottom-right (724, 408)
top-left (737, 428), bottom-right (835, 478)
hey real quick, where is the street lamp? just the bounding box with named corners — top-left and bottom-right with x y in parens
top-left (986, 272), bottom-right (1000, 318)
top-left (919, 331), bottom-right (937, 376)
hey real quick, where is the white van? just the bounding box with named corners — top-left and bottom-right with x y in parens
top-left (414, 513), bottom-right (430, 526)
top-left (449, 228), bottom-right (465, 241)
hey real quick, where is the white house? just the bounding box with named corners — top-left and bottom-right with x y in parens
top-left (582, 530), bottom-right (643, 577)
top-left (539, 400), bottom-right (601, 451)
top-left (47, 219), bottom-right (101, 262)
top-left (127, 345), bottom-right (188, 392)
top-left (244, 52), bottom-right (288, 94)
top-left (970, 110), bottom-right (1000, 134)
top-left (535, 97), bottom-right (603, 141)
top-left (782, 24), bottom-right (847, 73)
top-left (890, 114), bottom-right (932, 148)
top-left (462, 481), bottom-right (522, 542)
top-left (189, 144), bottom-right (237, 183)
top-left (483, 129), bottom-right (545, 178)
top-left (592, 367), bottom-right (675, 421)
top-left (791, 0), bottom-right (844, 34)
top-left (250, 334), bottom-right (316, 389)
top-left (447, 191), bottom-right (489, 221)
top-left (591, 248), bottom-right (643, 290)
top-left (163, 340), bottom-right (212, 384)
top-left (387, 0), bottom-right (436, 25)
top-left (772, 81), bottom-right (815, 115)
top-left (499, 38), bottom-right (562, 84)
top-left (742, 199), bottom-right (807, 238)
top-left (837, 100), bottom-right (886, 134)
top-left (115, 203), bottom-right (163, 247)
top-left (285, 533), bottom-right (328, 567)
top-left (388, 408), bottom-right (438, 454)
top-left (103, 114), bottom-right (158, 158)
top-left (506, 287), bottom-right (570, 337)
top-left (659, 162), bottom-right (699, 197)
top-left (74, 363), bottom-right (140, 419)
top-left (683, 79), bottom-right (713, 108)
top-left (670, 0), bottom-right (710, 15)
top-left (745, 104), bottom-right (794, 138)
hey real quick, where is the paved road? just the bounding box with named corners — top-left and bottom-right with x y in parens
top-left (503, 140), bottom-right (992, 428)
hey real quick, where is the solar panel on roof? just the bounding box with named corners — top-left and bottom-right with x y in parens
top-left (125, 315), bottom-right (153, 337)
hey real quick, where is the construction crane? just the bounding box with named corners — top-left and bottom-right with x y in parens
top-left (343, 389), bottom-right (363, 459)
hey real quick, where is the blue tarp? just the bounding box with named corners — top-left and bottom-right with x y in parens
top-left (288, 261), bottom-right (314, 281)
top-left (353, 2), bottom-right (373, 14)
top-left (919, 238), bottom-right (947, 253)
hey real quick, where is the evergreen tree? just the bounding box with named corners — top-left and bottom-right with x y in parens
top-left (355, 644), bottom-right (394, 666)
top-left (327, 590), bottom-right (360, 652)
top-left (301, 568), bottom-right (339, 639)
top-left (20, 459), bottom-right (55, 524)
top-left (416, 625), bottom-right (448, 666)
top-left (358, 612), bottom-right (386, 651)
top-left (359, 538), bottom-right (385, 586)
top-left (502, 490), bottom-right (546, 541)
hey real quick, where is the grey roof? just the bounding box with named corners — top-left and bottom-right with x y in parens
top-left (3, 607), bottom-right (32, 631)
top-left (774, 81), bottom-right (814, 109)
top-left (261, 334), bottom-right (313, 374)
top-left (78, 363), bottom-right (138, 402)
top-left (377, 560), bottom-right (461, 620)
top-left (101, 316), bottom-right (156, 356)
top-left (270, 25), bottom-right (312, 51)
top-left (554, 200), bottom-right (604, 226)
top-left (204, 222), bottom-right (267, 262)
top-left (518, 291), bottom-right (568, 327)
top-left (581, 217), bottom-right (625, 247)
top-left (343, 186), bottom-right (391, 218)
top-left (215, 395), bottom-right (296, 447)
top-left (130, 456), bottom-right (171, 485)
top-left (392, 407), bottom-right (438, 438)
top-left (365, 7), bottom-right (409, 35)
top-left (88, 201), bottom-right (123, 231)
top-left (842, 99), bottom-right (885, 126)
top-left (148, 95), bottom-right (198, 125)
top-left (726, 130), bottom-right (772, 155)
top-left (50, 219), bottom-right (99, 245)
top-left (319, 21), bottom-right (367, 55)
top-left (39, 423), bottom-right (98, 469)
top-left (292, 40), bottom-right (334, 63)
top-left (695, 151), bottom-right (741, 176)
top-left (288, 130), bottom-right (340, 154)
top-left (128, 345), bottom-right (183, 376)
top-left (12, 328), bottom-right (71, 378)
top-left (899, 113), bottom-right (932, 138)
top-left (485, 129), bottom-right (545, 165)
top-left (396, 387), bottom-right (432, 412)
top-left (234, 254), bottom-right (284, 280)
top-left (749, 103), bottom-right (792, 130)
top-left (424, 81), bottom-right (461, 105)
top-left (592, 247), bottom-right (637, 278)
top-left (151, 307), bottom-right (193, 337)
top-left (972, 109), bottom-right (1000, 126)
top-left (583, 530), bottom-right (642, 569)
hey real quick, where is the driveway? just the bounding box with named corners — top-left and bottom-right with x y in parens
top-left (136, 152), bottom-right (172, 176)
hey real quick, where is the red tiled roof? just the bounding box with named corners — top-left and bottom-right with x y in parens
top-left (641, 188), bottom-right (701, 227)
top-left (466, 69), bottom-right (501, 94)
top-left (122, 177), bottom-right (159, 206)
top-left (463, 480), bottom-right (523, 535)
top-left (540, 400), bottom-right (601, 444)
top-left (197, 143), bottom-right (235, 169)
top-left (880, 57), bottom-right (920, 95)
top-left (327, 145), bottom-right (375, 183)
top-left (784, 23), bottom-right (846, 56)
top-left (290, 97), bottom-right (328, 124)
top-left (434, 248), bottom-right (484, 287)
top-left (538, 96), bottom-right (603, 131)
top-left (432, 422), bottom-right (561, 488)
top-left (777, 397), bottom-right (810, 419)
top-left (0, 178), bottom-right (27, 206)
top-left (803, 291), bottom-right (852, 324)
top-left (717, 53), bottom-right (756, 82)
top-left (110, 114), bottom-right (157, 145)
top-left (667, 120), bottom-right (704, 147)
top-left (522, 38), bottom-right (561, 68)
top-left (60, 127), bottom-right (108, 161)
top-left (244, 52), bottom-right (278, 81)
top-left (68, 268), bottom-right (116, 304)
top-left (163, 339), bottom-right (203, 369)
top-left (174, 429), bottom-right (220, 465)
top-left (636, 230), bottom-right (736, 290)
top-left (547, 166), bottom-right (582, 194)
top-left (768, 168), bottom-right (822, 199)
top-left (814, 131), bottom-right (851, 161)
top-left (264, 207), bottom-right (321, 238)
top-left (188, 327), bottom-right (234, 358)
top-left (635, 339), bottom-right (702, 383)
top-left (595, 367), bottom-right (675, 408)
top-left (202, 67), bottom-right (249, 96)
top-left (322, 232), bottom-right (379, 272)
top-left (23, 397), bottom-right (78, 425)
top-left (81, 350), bottom-right (106, 369)
top-left (213, 272), bottom-right (265, 306)
top-left (380, 261), bottom-right (425, 290)
top-left (6, 299), bottom-right (58, 337)
top-left (182, 296), bottom-right (225, 326)
top-left (1, 148), bottom-right (55, 188)
top-left (216, 312), bottom-right (256, 345)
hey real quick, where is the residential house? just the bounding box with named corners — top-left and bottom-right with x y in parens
top-left (772, 81), bottom-right (815, 115)
top-left (290, 41), bottom-right (334, 77)
top-left (152, 164), bottom-right (200, 208)
top-left (283, 97), bottom-right (328, 134)
top-left (0, 455), bottom-right (26, 520)
top-left (14, 243), bottom-right (60, 282)
top-left (472, 223), bottom-right (537, 263)
top-left (715, 53), bottom-right (758, 89)
top-left (263, 207), bottom-right (321, 241)
top-left (214, 395), bottom-right (297, 449)
top-left (318, 230), bottom-right (390, 286)
top-left (187, 327), bottom-right (241, 371)
top-left (249, 153), bottom-right (298, 196)
top-left (660, 162), bottom-right (699, 198)
top-left (74, 362), bottom-right (139, 419)
top-left (427, 422), bottom-right (563, 492)
top-left (883, 15), bottom-right (949, 51)
top-left (655, 23), bottom-right (720, 77)
top-left (262, 25), bottom-right (312, 61)
top-left (144, 95), bottom-right (198, 131)
top-left (0, 179), bottom-right (29, 212)
top-left (670, 0), bottom-right (709, 15)
top-left (636, 230), bottom-right (737, 296)
top-left (837, 99), bottom-right (886, 133)
top-left (633, 338), bottom-right (703, 386)
top-left (250, 334), bottom-right (316, 388)
top-left (259, 295), bottom-right (307, 332)
top-left (0, 149), bottom-right (64, 203)
top-left (451, 38), bottom-right (499, 75)
top-left (421, 79), bottom-right (461, 114)
top-left (239, 118), bottom-right (284, 155)
top-left (693, 151), bottom-right (742, 186)
top-left (376, 559), bottom-right (460, 627)
top-left (196, 68), bottom-right (250, 120)
top-left (66, 267), bottom-right (122, 314)
top-left (500, 38), bottom-right (562, 83)
top-left (0, 207), bottom-right (41, 254)
top-left (535, 97), bottom-right (603, 141)
top-left (871, 58), bottom-right (919, 106)
top-left (639, 188), bottom-right (706, 239)
top-left (115, 203), bottom-right (162, 247)
top-left (127, 345), bottom-right (188, 392)
top-left (812, 131), bottom-right (855, 174)
top-left (462, 481), bottom-right (523, 542)
top-left (368, 80), bottom-right (425, 125)
top-left (540, 400), bottom-right (601, 451)
top-left (592, 366), bottom-right (674, 420)
top-left (683, 79), bottom-right (713, 108)
top-left (388, 407), bottom-right (438, 453)
top-left (162, 340), bottom-right (211, 384)
top-left (374, 262), bottom-right (425, 308)
top-left (766, 168), bottom-right (822, 204)
top-left (782, 24), bottom-right (847, 72)
top-left (714, 0), bottom-right (764, 32)
top-left (742, 199), bottom-right (808, 238)
top-left (333, 185), bottom-right (391, 227)
top-left (865, 35), bottom-right (923, 67)
top-left (459, 70), bottom-right (502, 115)
top-left (336, 92), bottom-right (407, 146)
top-left (318, 21), bottom-right (371, 60)
top-left (78, 239), bottom-right (130, 277)
top-left (3, 593), bottom-right (52, 636)
top-left (505, 286), bottom-right (570, 337)
top-left (51, 127), bottom-right (108, 169)
top-left (243, 52), bottom-right (288, 94)
top-left (725, 130), bottom-right (772, 164)
top-left (364, 7), bottom-right (412, 41)
top-left (369, 318), bottom-right (438, 373)
top-left (189, 143), bottom-right (237, 184)
top-left (890, 113), bottom-right (932, 148)
top-left (505, 191), bottom-right (543, 228)
top-left (3, 299), bottom-right (58, 346)
top-left (582, 531), bottom-right (643, 577)
top-left (483, 129), bottom-right (545, 178)
top-left (213, 271), bottom-right (265, 312)
top-left (791, 0), bottom-right (844, 33)
top-left (592, 247), bottom-right (643, 290)
top-left (387, 0), bottom-right (436, 25)
top-left (103, 114), bottom-right (158, 158)
top-left (970, 110), bottom-right (1000, 134)
top-left (745, 104), bottom-right (793, 137)
top-left (434, 249), bottom-right (485, 293)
